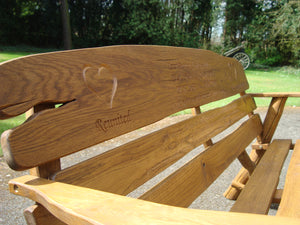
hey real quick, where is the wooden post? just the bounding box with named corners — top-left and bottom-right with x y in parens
top-left (192, 106), bottom-right (213, 148)
top-left (261, 97), bottom-right (287, 143)
top-left (224, 96), bottom-right (288, 200)
top-left (25, 103), bottom-right (63, 225)
top-left (24, 204), bottom-right (66, 225)
top-left (237, 150), bottom-right (256, 175)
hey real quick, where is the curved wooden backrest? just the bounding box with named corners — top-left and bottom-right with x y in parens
top-left (0, 45), bottom-right (248, 170)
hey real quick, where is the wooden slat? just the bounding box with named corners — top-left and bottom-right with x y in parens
top-left (237, 150), bottom-right (256, 175)
top-left (250, 92), bottom-right (300, 97)
top-left (54, 95), bottom-right (256, 195)
top-left (24, 205), bottom-right (66, 225)
top-left (277, 140), bottom-right (300, 218)
top-left (261, 97), bottom-right (287, 143)
top-left (272, 189), bottom-right (283, 204)
top-left (224, 96), bottom-right (289, 200)
top-left (30, 159), bottom-right (61, 179)
top-left (230, 139), bottom-right (291, 214)
top-left (9, 175), bottom-right (300, 225)
top-left (0, 46), bottom-right (248, 171)
top-left (27, 104), bottom-right (62, 179)
top-left (192, 106), bottom-right (214, 148)
top-left (231, 181), bottom-right (245, 191)
top-left (139, 115), bottom-right (262, 207)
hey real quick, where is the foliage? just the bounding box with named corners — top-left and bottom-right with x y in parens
top-left (0, 0), bottom-right (299, 66)
top-left (105, 0), bottom-right (170, 46)
top-left (272, 1), bottom-right (300, 66)
top-left (223, 0), bottom-right (256, 48)
top-left (245, 0), bottom-right (300, 67)
top-left (0, 0), bottom-right (62, 47)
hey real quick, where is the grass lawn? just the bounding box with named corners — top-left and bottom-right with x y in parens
top-left (0, 47), bottom-right (299, 156)
top-left (175, 67), bottom-right (300, 114)
top-left (0, 45), bottom-right (59, 62)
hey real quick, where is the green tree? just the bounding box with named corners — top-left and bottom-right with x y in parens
top-left (60, 0), bottom-right (72, 49)
top-left (163, 0), bottom-right (213, 48)
top-left (223, 0), bottom-right (256, 48)
top-left (69, 0), bottom-right (111, 47)
top-left (107, 0), bottom-right (169, 45)
top-left (188, 0), bottom-right (213, 48)
top-left (245, 0), bottom-right (299, 66)
top-left (272, 1), bottom-right (300, 66)
top-left (0, 0), bottom-right (62, 47)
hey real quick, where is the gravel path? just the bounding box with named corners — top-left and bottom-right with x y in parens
top-left (1, 107), bottom-right (299, 224)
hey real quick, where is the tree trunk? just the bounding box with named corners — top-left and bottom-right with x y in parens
top-left (60, 0), bottom-right (72, 50)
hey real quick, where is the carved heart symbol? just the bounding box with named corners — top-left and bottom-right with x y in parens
top-left (82, 65), bottom-right (118, 109)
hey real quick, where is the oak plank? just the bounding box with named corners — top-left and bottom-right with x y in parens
top-left (237, 150), bottom-right (256, 175)
top-left (192, 106), bottom-right (214, 148)
top-left (24, 204), bottom-right (66, 225)
top-left (272, 189), bottom-right (283, 204)
top-left (9, 175), bottom-right (300, 225)
top-left (27, 104), bottom-right (62, 179)
top-left (261, 97), bottom-right (287, 143)
top-left (250, 93), bottom-right (300, 98)
top-left (277, 140), bottom-right (300, 218)
top-left (230, 139), bottom-right (291, 214)
top-left (54, 95), bottom-right (256, 195)
top-left (224, 148), bottom-right (267, 200)
top-left (0, 46), bottom-right (248, 171)
top-left (139, 115), bottom-right (262, 207)
top-left (224, 96), bottom-right (289, 200)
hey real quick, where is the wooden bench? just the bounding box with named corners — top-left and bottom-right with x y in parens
top-left (0, 45), bottom-right (299, 225)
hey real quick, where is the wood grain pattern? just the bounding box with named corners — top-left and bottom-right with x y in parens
top-left (237, 150), bottom-right (256, 175)
top-left (224, 96), bottom-right (289, 200)
top-left (261, 97), bottom-right (287, 143)
top-left (27, 104), bottom-right (62, 179)
top-left (272, 189), bottom-right (283, 204)
top-left (250, 93), bottom-right (300, 97)
top-left (54, 95), bottom-right (256, 195)
top-left (192, 106), bottom-right (214, 148)
top-left (277, 140), bottom-right (300, 218)
top-left (24, 204), bottom-right (66, 225)
top-left (139, 115), bottom-right (262, 207)
top-left (9, 175), bottom-right (300, 225)
top-left (230, 139), bottom-right (291, 214)
top-left (0, 46), bottom-right (248, 171)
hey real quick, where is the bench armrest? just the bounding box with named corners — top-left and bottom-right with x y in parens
top-left (9, 175), bottom-right (300, 225)
top-left (249, 92), bottom-right (300, 98)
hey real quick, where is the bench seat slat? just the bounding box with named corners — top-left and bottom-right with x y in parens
top-left (139, 114), bottom-right (262, 207)
top-left (54, 95), bottom-right (256, 195)
top-left (277, 140), bottom-right (300, 218)
top-left (230, 139), bottom-right (291, 214)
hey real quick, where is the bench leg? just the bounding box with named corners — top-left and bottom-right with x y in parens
top-left (224, 97), bottom-right (287, 200)
top-left (224, 149), bottom-right (262, 200)
top-left (24, 204), bottom-right (67, 225)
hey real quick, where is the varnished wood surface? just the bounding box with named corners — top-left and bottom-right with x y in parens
top-left (230, 139), bottom-right (291, 214)
top-left (272, 189), bottom-right (283, 204)
top-left (24, 204), bottom-right (66, 225)
top-left (261, 97), bottom-right (287, 143)
top-left (54, 95), bottom-right (255, 194)
top-left (139, 115), bottom-right (262, 207)
top-left (237, 150), bottom-right (256, 175)
top-left (224, 96), bottom-right (291, 200)
top-left (250, 92), bottom-right (300, 97)
top-left (9, 175), bottom-right (300, 225)
top-left (0, 45), bottom-right (247, 170)
top-left (277, 140), bottom-right (300, 218)
top-left (224, 149), bottom-right (261, 200)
